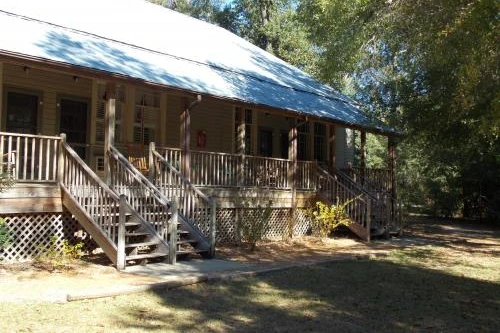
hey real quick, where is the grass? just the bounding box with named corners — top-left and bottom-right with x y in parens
top-left (1, 252), bottom-right (499, 332)
top-left (1, 219), bottom-right (499, 332)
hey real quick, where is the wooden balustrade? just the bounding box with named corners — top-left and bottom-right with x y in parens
top-left (60, 140), bottom-right (121, 244)
top-left (1, 132), bottom-right (60, 182)
top-left (109, 146), bottom-right (174, 241)
top-left (156, 146), bottom-right (319, 190)
top-left (342, 166), bottom-right (393, 194)
top-left (152, 146), bottom-right (215, 254)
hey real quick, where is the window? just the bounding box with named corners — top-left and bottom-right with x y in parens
top-left (297, 122), bottom-right (309, 161)
top-left (134, 90), bottom-right (160, 145)
top-left (96, 156), bottom-right (105, 172)
top-left (5, 91), bottom-right (39, 134)
top-left (95, 84), bottom-right (124, 143)
top-left (313, 122), bottom-right (326, 162)
top-left (258, 128), bottom-right (273, 157)
top-left (234, 108), bottom-right (253, 154)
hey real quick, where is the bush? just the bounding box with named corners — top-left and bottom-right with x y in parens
top-left (0, 218), bottom-right (13, 251)
top-left (311, 199), bottom-right (357, 237)
top-left (34, 236), bottom-right (84, 271)
top-left (238, 199), bottom-right (273, 251)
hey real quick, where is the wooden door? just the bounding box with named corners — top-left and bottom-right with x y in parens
top-left (59, 98), bottom-right (88, 160)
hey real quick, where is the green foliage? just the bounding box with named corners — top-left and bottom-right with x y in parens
top-left (0, 168), bottom-right (16, 193)
top-left (34, 237), bottom-right (84, 270)
top-left (300, 0), bottom-right (500, 217)
top-left (311, 200), bottom-right (354, 237)
top-left (0, 218), bottom-right (13, 251)
top-left (238, 198), bottom-right (273, 251)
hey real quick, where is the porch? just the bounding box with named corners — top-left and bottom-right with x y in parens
top-left (1, 131), bottom-right (401, 266)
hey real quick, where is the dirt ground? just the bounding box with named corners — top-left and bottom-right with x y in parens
top-left (1, 217), bottom-right (498, 303)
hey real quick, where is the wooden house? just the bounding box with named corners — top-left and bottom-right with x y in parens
top-left (0, 0), bottom-right (401, 269)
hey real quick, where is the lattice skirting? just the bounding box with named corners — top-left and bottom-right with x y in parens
top-left (216, 208), bottom-right (312, 243)
top-left (0, 210), bottom-right (97, 262)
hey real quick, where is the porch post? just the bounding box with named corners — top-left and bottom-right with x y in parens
top-left (180, 98), bottom-right (191, 180)
top-left (104, 82), bottom-right (116, 186)
top-left (388, 136), bottom-right (397, 199)
top-left (0, 62), bottom-right (3, 130)
top-left (288, 118), bottom-right (298, 239)
top-left (236, 108), bottom-right (245, 187)
top-left (360, 130), bottom-right (366, 183)
top-left (328, 124), bottom-right (336, 173)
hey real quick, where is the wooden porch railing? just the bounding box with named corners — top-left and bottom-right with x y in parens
top-left (342, 166), bottom-right (393, 194)
top-left (109, 146), bottom-right (177, 261)
top-left (1, 132), bottom-right (60, 182)
top-left (151, 144), bottom-right (215, 256)
top-left (156, 147), bottom-right (318, 190)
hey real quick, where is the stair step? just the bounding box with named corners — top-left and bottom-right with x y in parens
top-left (125, 231), bottom-right (150, 237)
top-left (176, 239), bottom-right (198, 245)
top-left (176, 248), bottom-right (208, 256)
top-left (125, 240), bottom-right (161, 248)
top-left (126, 252), bottom-right (168, 261)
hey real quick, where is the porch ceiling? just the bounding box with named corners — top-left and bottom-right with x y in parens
top-left (0, 0), bottom-right (399, 135)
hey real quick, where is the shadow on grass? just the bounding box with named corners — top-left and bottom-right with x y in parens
top-left (112, 259), bottom-right (500, 332)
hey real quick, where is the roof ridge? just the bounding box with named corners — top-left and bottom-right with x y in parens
top-left (0, 8), bottom-right (360, 108)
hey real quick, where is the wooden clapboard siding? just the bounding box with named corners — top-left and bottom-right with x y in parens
top-left (165, 94), bottom-right (234, 153)
top-left (191, 99), bottom-right (233, 153)
top-left (3, 63), bottom-right (92, 136)
top-left (199, 187), bottom-right (316, 209)
top-left (165, 94), bottom-right (181, 148)
top-left (0, 183), bottom-right (62, 213)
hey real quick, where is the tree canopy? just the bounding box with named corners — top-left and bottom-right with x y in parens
top-left (150, 0), bottom-right (499, 218)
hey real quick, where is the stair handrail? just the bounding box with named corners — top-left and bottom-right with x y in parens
top-left (108, 146), bottom-right (178, 247)
top-left (151, 143), bottom-right (215, 256)
top-left (334, 168), bottom-right (377, 200)
top-left (59, 138), bottom-right (173, 268)
top-left (337, 167), bottom-right (403, 234)
top-left (316, 166), bottom-right (372, 239)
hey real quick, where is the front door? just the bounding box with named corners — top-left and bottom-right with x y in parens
top-left (5, 91), bottom-right (39, 134)
top-left (59, 98), bottom-right (88, 160)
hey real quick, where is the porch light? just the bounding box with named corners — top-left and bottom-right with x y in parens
top-left (73, 76), bottom-right (79, 83)
top-left (23, 66), bottom-right (30, 76)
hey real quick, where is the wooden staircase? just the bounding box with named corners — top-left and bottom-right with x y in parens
top-left (59, 138), bottom-right (173, 269)
top-left (109, 145), bottom-right (214, 263)
top-left (316, 167), bottom-right (400, 241)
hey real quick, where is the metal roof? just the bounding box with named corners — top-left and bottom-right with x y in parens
top-left (0, 0), bottom-right (396, 134)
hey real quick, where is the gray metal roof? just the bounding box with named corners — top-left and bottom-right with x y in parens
top-left (0, 0), bottom-right (396, 134)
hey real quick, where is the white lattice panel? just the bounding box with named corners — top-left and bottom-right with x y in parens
top-left (215, 207), bottom-right (311, 243)
top-left (216, 209), bottom-right (237, 243)
top-left (0, 211), bottom-right (96, 262)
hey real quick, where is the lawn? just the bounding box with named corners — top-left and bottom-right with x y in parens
top-left (1, 220), bottom-right (499, 332)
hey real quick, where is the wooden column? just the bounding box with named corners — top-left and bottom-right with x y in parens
top-left (388, 136), bottom-right (397, 199)
top-left (104, 82), bottom-right (116, 186)
top-left (288, 118), bottom-right (298, 239)
top-left (328, 124), bottom-right (336, 172)
top-left (360, 130), bottom-right (366, 183)
top-left (0, 62), bottom-right (3, 130)
top-left (236, 108), bottom-right (246, 187)
top-left (180, 98), bottom-right (191, 180)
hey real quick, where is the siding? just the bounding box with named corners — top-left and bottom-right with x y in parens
top-left (2, 63), bottom-right (92, 135)
top-left (165, 95), bottom-right (234, 153)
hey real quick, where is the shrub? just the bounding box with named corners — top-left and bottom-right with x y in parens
top-left (34, 236), bottom-right (84, 271)
top-left (238, 199), bottom-right (273, 251)
top-left (0, 218), bottom-right (13, 251)
top-left (312, 198), bottom-right (358, 237)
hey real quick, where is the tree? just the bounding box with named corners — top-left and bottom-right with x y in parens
top-left (299, 0), bottom-right (500, 217)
